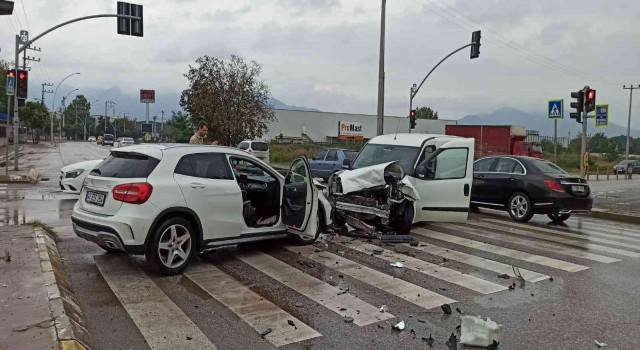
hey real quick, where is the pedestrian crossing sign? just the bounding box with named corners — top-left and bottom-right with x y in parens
top-left (548, 99), bottom-right (563, 119)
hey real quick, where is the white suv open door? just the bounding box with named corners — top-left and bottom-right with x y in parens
top-left (281, 156), bottom-right (318, 238)
top-left (413, 138), bottom-right (475, 222)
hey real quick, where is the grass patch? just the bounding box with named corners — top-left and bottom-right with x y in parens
top-left (269, 143), bottom-right (363, 165)
top-left (29, 220), bottom-right (59, 241)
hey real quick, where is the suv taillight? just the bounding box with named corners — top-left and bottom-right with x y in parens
top-left (112, 183), bottom-right (153, 204)
top-left (544, 180), bottom-right (564, 193)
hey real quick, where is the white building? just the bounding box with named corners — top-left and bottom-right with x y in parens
top-left (264, 109), bottom-right (457, 143)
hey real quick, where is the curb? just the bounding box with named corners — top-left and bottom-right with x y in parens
top-left (590, 210), bottom-right (640, 225)
top-left (34, 226), bottom-right (94, 350)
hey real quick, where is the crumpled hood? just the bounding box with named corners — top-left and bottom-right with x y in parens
top-left (333, 161), bottom-right (420, 200)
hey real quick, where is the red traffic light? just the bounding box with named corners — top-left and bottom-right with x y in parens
top-left (586, 89), bottom-right (595, 101)
top-left (410, 110), bottom-right (416, 117)
top-left (18, 71), bottom-right (26, 80)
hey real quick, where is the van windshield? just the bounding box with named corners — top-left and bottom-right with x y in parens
top-left (351, 144), bottom-right (421, 173)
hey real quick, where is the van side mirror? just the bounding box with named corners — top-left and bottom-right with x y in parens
top-left (342, 158), bottom-right (351, 170)
top-left (416, 161), bottom-right (435, 179)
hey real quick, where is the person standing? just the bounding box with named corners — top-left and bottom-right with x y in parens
top-left (189, 120), bottom-right (218, 145)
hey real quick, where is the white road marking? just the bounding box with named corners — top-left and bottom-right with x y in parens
top-left (286, 245), bottom-right (456, 310)
top-left (95, 256), bottom-right (217, 350)
top-left (476, 219), bottom-right (640, 257)
top-left (237, 251), bottom-right (394, 326)
top-left (564, 220), bottom-right (640, 239)
top-left (334, 238), bottom-right (507, 294)
top-left (185, 264), bottom-right (321, 347)
top-left (413, 227), bottom-right (589, 272)
top-left (438, 223), bottom-right (620, 264)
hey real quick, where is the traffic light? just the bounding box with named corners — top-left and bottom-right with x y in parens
top-left (0, 1), bottom-right (14, 15)
top-left (585, 88), bottom-right (596, 113)
top-left (410, 109), bottom-right (416, 129)
top-left (117, 2), bottom-right (143, 37)
top-left (570, 89), bottom-right (584, 123)
top-left (16, 69), bottom-right (28, 99)
top-left (470, 30), bottom-right (481, 59)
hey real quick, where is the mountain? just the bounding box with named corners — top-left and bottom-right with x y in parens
top-left (68, 87), bottom-right (319, 121)
top-left (457, 107), bottom-right (640, 138)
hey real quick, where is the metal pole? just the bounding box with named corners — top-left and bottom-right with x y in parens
top-left (408, 87), bottom-right (413, 134)
top-left (74, 103), bottom-right (78, 140)
top-left (13, 35), bottom-right (19, 170)
top-left (554, 119), bottom-right (557, 163)
top-left (113, 105), bottom-right (116, 139)
top-left (580, 86), bottom-right (588, 177)
top-left (624, 85), bottom-right (639, 160)
top-left (376, 0), bottom-right (385, 136)
top-left (145, 102), bottom-right (149, 122)
top-left (5, 95), bottom-right (9, 175)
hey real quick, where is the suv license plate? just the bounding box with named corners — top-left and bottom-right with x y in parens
top-left (85, 191), bottom-right (106, 206)
top-left (572, 185), bottom-right (585, 193)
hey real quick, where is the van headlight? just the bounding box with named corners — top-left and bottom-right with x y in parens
top-left (65, 169), bottom-right (85, 178)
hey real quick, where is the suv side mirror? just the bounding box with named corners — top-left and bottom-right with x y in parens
top-left (342, 158), bottom-right (351, 170)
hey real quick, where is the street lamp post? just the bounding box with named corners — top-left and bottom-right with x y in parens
top-left (60, 88), bottom-right (78, 140)
top-left (51, 72), bottom-right (80, 143)
top-left (84, 99), bottom-right (99, 141)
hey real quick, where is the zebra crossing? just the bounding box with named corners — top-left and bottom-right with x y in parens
top-left (0, 183), bottom-right (6, 199)
top-left (88, 215), bottom-right (640, 348)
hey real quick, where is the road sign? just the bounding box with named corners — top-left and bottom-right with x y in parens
top-left (6, 75), bottom-right (14, 96)
top-left (144, 133), bottom-right (151, 142)
top-left (19, 30), bottom-right (29, 44)
top-left (548, 99), bottom-right (563, 119)
top-left (140, 89), bottom-right (155, 103)
top-left (595, 104), bottom-right (609, 128)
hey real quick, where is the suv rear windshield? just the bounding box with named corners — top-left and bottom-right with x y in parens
top-left (251, 142), bottom-right (269, 151)
top-left (104, 134), bottom-right (114, 141)
top-left (90, 152), bottom-right (160, 178)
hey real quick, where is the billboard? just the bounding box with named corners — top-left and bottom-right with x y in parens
top-left (141, 123), bottom-right (153, 133)
top-left (338, 121), bottom-right (363, 141)
top-left (140, 89), bottom-right (155, 103)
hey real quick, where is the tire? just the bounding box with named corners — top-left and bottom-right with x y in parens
top-left (146, 217), bottom-right (196, 275)
top-left (98, 244), bottom-right (122, 254)
top-left (290, 206), bottom-right (325, 245)
top-left (507, 192), bottom-right (534, 222)
top-left (547, 212), bottom-right (570, 223)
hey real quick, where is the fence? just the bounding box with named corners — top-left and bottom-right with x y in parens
top-left (525, 134), bottom-right (570, 148)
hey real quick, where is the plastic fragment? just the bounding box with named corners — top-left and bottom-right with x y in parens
top-left (460, 315), bottom-right (502, 348)
top-left (393, 321), bottom-right (405, 331)
top-left (446, 333), bottom-right (458, 350)
top-left (441, 304), bottom-right (453, 315)
top-left (497, 274), bottom-right (510, 279)
top-left (258, 328), bottom-right (272, 337)
top-left (423, 334), bottom-right (435, 347)
top-left (595, 340), bottom-right (608, 348)
top-left (343, 317), bottom-right (354, 324)
top-left (379, 305), bottom-right (388, 313)
top-left (390, 262), bottom-right (404, 268)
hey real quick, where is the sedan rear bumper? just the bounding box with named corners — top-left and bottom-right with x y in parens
top-left (533, 196), bottom-right (593, 215)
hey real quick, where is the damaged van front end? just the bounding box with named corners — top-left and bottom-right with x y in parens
top-left (327, 161), bottom-right (419, 236)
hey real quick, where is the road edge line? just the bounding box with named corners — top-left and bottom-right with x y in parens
top-left (33, 226), bottom-right (94, 350)
top-left (590, 210), bottom-right (640, 225)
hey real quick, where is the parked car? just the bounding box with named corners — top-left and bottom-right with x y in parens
top-left (470, 156), bottom-right (592, 223)
top-left (96, 136), bottom-right (103, 145)
top-left (71, 144), bottom-right (332, 275)
top-left (87, 136), bottom-right (96, 142)
top-left (309, 148), bottom-right (358, 179)
top-left (238, 140), bottom-right (269, 163)
top-left (612, 160), bottom-right (640, 174)
top-left (60, 159), bottom-right (104, 194)
top-left (328, 133), bottom-right (475, 235)
top-left (115, 137), bottom-right (135, 147)
top-left (103, 134), bottom-right (115, 147)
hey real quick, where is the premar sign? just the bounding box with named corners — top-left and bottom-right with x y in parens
top-left (338, 121), bottom-right (363, 141)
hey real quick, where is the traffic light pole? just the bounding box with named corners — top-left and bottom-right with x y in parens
top-left (11, 12), bottom-right (141, 170)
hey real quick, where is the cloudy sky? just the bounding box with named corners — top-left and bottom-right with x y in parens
top-left (2, 0), bottom-right (640, 128)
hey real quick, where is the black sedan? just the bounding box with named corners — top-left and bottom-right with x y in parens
top-left (470, 156), bottom-right (592, 223)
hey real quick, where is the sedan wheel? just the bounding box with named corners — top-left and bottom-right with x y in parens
top-left (508, 192), bottom-right (534, 222)
top-left (547, 212), bottom-right (571, 223)
top-left (147, 218), bottom-right (195, 275)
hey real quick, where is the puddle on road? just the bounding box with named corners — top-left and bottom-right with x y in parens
top-left (0, 198), bottom-right (77, 227)
top-left (5, 191), bottom-right (78, 201)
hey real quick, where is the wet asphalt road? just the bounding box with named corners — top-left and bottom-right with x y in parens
top-left (2, 142), bottom-right (640, 350)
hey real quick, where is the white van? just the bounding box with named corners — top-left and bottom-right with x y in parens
top-left (238, 140), bottom-right (270, 163)
top-left (338, 133), bottom-right (475, 226)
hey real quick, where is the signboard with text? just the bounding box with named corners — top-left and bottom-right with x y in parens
top-left (338, 121), bottom-right (364, 141)
top-left (595, 104), bottom-right (609, 128)
top-left (140, 89), bottom-right (155, 103)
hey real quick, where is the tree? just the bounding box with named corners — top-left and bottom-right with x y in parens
top-left (19, 102), bottom-right (50, 143)
top-left (180, 55), bottom-right (276, 146)
top-left (167, 111), bottom-right (193, 143)
top-left (415, 106), bottom-right (438, 120)
top-left (62, 95), bottom-right (91, 140)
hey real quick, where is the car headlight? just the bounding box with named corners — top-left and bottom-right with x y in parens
top-left (65, 169), bottom-right (85, 178)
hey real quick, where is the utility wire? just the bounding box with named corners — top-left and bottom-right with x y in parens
top-left (20, 0), bottom-right (31, 31)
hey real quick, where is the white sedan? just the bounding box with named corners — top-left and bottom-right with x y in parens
top-left (115, 137), bottom-right (135, 148)
top-left (60, 159), bottom-right (104, 194)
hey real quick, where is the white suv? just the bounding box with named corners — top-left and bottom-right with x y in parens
top-left (71, 144), bottom-right (330, 275)
top-left (238, 140), bottom-right (269, 163)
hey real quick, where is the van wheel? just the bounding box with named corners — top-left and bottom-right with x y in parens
top-left (507, 192), bottom-right (534, 222)
top-left (146, 217), bottom-right (196, 275)
top-left (291, 208), bottom-right (324, 245)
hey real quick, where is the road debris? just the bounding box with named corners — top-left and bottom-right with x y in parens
top-left (441, 303), bottom-right (453, 315)
top-left (372, 249), bottom-right (384, 255)
top-left (410, 328), bottom-right (416, 338)
top-left (497, 274), bottom-right (510, 279)
top-left (379, 305), bottom-right (388, 313)
top-left (508, 283), bottom-right (516, 290)
top-left (343, 317), bottom-right (354, 324)
top-left (595, 340), bottom-right (608, 348)
top-left (417, 318), bottom-right (426, 323)
top-left (410, 240), bottom-right (419, 247)
top-left (287, 320), bottom-right (297, 329)
top-left (456, 307), bottom-right (463, 314)
top-left (3, 249), bottom-right (11, 262)
top-left (186, 336), bottom-right (192, 340)
top-left (390, 262), bottom-right (404, 268)
top-left (297, 260), bottom-right (316, 269)
top-left (422, 334), bottom-right (435, 347)
top-left (393, 321), bottom-right (405, 331)
top-left (258, 328), bottom-right (272, 338)
top-left (294, 302), bottom-right (304, 308)
top-left (337, 287), bottom-right (349, 295)
top-left (446, 333), bottom-right (458, 350)
top-left (460, 315), bottom-right (502, 348)
top-left (381, 235), bottom-right (415, 244)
